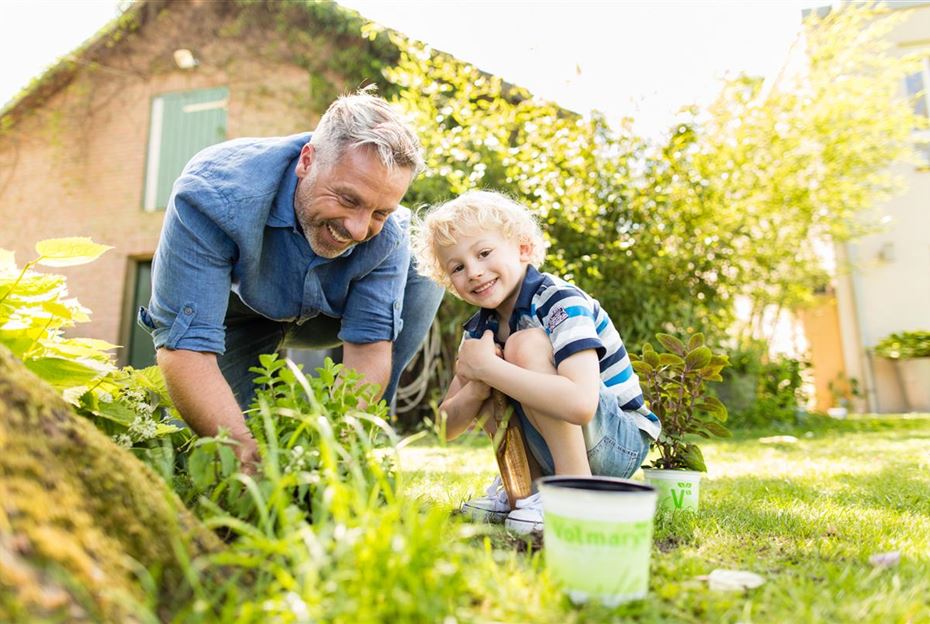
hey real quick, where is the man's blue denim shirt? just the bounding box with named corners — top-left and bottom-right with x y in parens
top-left (139, 132), bottom-right (408, 354)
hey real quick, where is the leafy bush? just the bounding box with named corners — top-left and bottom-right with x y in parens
top-left (717, 342), bottom-right (810, 429)
top-left (177, 352), bottom-right (560, 622)
top-left (0, 238), bottom-right (186, 457)
top-left (875, 330), bottom-right (930, 360)
top-left (631, 333), bottom-right (731, 471)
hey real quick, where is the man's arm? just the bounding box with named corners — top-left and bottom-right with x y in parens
top-left (157, 348), bottom-right (259, 470)
top-left (341, 340), bottom-right (393, 402)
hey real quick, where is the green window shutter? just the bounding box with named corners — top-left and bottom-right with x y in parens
top-left (143, 87), bottom-right (229, 211)
top-left (128, 260), bottom-right (157, 369)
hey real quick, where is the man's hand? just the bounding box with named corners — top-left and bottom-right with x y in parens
top-left (456, 330), bottom-right (499, 382)
top-left (234, 435), bottom-right (261, 476)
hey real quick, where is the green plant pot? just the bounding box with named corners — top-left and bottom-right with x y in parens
top-left (641, 469), bottom-right (702, 512)
top-left (537, 476), bottom-right (657, 606)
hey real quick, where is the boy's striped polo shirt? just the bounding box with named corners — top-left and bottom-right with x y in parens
top-left (463, 265), bottom-right (661, 440)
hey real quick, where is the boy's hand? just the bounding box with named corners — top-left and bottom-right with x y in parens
top-left (456, 330), bottom-right (498, 382)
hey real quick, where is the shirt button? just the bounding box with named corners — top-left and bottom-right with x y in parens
top-left (394, 301), bottom-right (401, 310)
top-left (183, 306), bottom-right (193, 315)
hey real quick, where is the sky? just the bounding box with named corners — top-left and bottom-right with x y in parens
top-left (0, 0), bottom-right (816, 138)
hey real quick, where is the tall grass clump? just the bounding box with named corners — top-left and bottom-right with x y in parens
top-left (176, 355), bottom-right (560, 623)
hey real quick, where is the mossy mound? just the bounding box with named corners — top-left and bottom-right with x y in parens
top-left (0, 346), bottom-right (221, 622)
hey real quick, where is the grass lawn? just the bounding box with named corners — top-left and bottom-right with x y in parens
top-left (398, 414), bottom-right (930, 623)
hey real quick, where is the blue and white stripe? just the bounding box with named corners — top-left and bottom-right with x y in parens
top-left (464, 266), bottom-right (661, 440)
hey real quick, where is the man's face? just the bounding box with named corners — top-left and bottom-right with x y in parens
top-left (294, 144), bottom-right (413, 259)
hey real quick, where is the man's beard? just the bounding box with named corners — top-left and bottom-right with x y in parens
top-left (294, 171), bottom-right (358, 259)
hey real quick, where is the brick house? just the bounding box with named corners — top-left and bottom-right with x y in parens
top-left (0, 0), bottom-right (408, 369)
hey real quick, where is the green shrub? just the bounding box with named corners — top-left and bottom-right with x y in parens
top-left (631, 332), bottom-right (731, 471)
top-left (875, 330), bottom-right (930, 359)
top-left (717, 342), bottom-right (810, 429)
top-left (178, 352), bottom-right (560, 623)
top-left (0, 238), bottom-right (187, 459)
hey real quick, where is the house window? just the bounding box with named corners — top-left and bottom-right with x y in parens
top-left (905, 58), bottom-right (930, 169)
top-left (143, 87), bottom-right (229, 211)
top-left (905, 59), bottom-right (929, 119)
top-left (127, 260), bottom-right (157, 369)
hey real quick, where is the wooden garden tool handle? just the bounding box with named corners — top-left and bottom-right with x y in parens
top-left (490, 390), bottom-right (533, 507)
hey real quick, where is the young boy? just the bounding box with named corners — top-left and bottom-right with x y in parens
top-left (413, 190), bottom-right (660, 534)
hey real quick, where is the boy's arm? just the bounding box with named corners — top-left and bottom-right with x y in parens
top-left (438, 374), bottom-right (493, 441)
top-left (459, 331), bottom-right (601, 426)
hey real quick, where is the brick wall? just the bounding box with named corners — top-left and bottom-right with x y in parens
top-left (0, 2), bottom-right (333, 364)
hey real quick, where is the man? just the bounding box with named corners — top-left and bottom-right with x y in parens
top-left (138, 91), bottom-right (443, 468)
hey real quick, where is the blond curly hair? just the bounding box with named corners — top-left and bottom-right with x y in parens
top-left (412, 190), bottom-right (547, 289)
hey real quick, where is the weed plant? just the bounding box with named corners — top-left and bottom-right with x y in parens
top-left (174, 355), bottom-right (564, 623)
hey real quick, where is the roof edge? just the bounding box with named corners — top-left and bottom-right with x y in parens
top-left (0, 0), bottom-right (164, 129)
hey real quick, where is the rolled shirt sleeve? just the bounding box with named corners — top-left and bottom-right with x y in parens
top-left (142, 176), bottom-right (237, 354)
top-left (338, 226), bottom-right (408, 345)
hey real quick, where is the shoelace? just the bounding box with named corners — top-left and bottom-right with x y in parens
top-left (485, 476), bottom-right (509, 505)
top-left (515, 492), bottom-right (542, 511)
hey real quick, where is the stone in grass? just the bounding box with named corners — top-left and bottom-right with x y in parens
top-left (868, 551), bottom-right (901, 568)
top-left (701, 569), bottom-right (766, 591)
top-left (758, 435), bottom-right (799, 445)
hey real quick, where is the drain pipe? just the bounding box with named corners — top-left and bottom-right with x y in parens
top-left (842, 242), bottom-right (879, 413)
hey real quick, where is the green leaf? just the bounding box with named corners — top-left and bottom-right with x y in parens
top-left (188, 446), bottom-right (217, 491)
top-left (658, 353), bottom-right (685, 368)
top-left (697, 395), bottom-right (727, 418)
top-left (682, 443), bottom-right (707, 472)
top-left (24, 356), bottom-right (105, 388)
top-left (218, 445), bottom-right (238, 477)
top-left (685, 346), bottom-right (712, 371)
top-left (703, 421), bottom-right (731, 438)
top-left (644, 347), bottom-right (660, 367)
top-left (35, 238), bottom-right (112, 267)
top-left (687, 333), bottom-right (705, 351)
top-left (631, 360), bottom-right (654, 375)
top-left (90, 400), bottom-right (138, 427)
top-left (656, 333), bottom-right (686, 356)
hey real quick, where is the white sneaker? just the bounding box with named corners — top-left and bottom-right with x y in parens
top-left (460, 476), bottom-right (511, 523)
top-left (504, 492), bottom-right (544, 535)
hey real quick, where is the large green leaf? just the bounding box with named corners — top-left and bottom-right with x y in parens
top-left (658, 353), bottom-right (685, 368)
top-left (631, 360), bottom-right (654, 375)
top-left (35, 237), bottom-right (113, 268)
top-left (685, 346), bottom-right (713, 371)
top-left (703, 421), bottom-right (731, 438)
top-left (24, 356), bottom-right (106, 388)
top-left (682, 443), bottom-right (707, 472)
top-left (656, 333), bottom-right (686, 356)
top-left (696, 395), bottom-right (727, 419)
top-left (687, 333), bottom-right (705, 351)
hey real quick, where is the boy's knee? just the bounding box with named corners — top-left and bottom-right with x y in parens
top-left (503, 328), bottom-right (551, 367)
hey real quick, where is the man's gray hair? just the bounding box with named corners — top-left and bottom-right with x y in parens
top-left (310, 87), bottom-right (424, 174)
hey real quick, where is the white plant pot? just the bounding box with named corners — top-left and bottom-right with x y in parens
top-left (826, 406), bottom-right (848, 419)
top-left (537, 476), bottom-right (657, 606)
top-left (898, 357), bottom-right (930, 412)
top-left (642, 468), bottom-right (702, 512)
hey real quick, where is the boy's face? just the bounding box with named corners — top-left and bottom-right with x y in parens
top-left (437, 229), bottom-right (532, 316)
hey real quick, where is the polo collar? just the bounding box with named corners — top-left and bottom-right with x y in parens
top-left (512, 265), bottom-right (544, 317)
top-left (268, 155), bottom-right (300, 230)
top-left (462, 306), bottom-right (496, 336)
